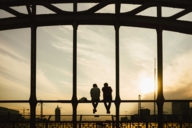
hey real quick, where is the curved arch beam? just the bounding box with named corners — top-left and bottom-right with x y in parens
top-left (0, 14), bottom-right (192, 34)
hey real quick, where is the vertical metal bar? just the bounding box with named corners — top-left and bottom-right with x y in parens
top-left (115, 0), bottom-right (121, 15)
top-left (72, 22), bottom-right (78, 128)
top-left (156, 26), bottom-right (164, 128)
top-left (30, 24), bottom-right (37, 128)
top-left (156, 5), bottom-right (165, 128)
top-left (115, 1), bottom-right (121, 127)
top-left (180, 122), bottom-right (182, 128)
top-left (112, 115), bottom-right (115, 128)
top-left (30, 21), bottom-right (37, 128)
top-left (79, 115), bottom-right (82, 128)
top-left (29, 3), bottom-right (37, 128)
top-left (72, 1), bottom-right (78, 128)
top-left (73, 0), bottom-right (77, 13)
top-left (115, 23), bottom-right (120, 128)
top-left (154, 58), bottom-right (157, 117)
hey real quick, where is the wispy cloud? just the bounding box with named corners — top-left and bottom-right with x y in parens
top-left (36, 69), bottom-right (71, 100)
top-left (0, 47), bottom-right (30, 100)
top-left (164, 49), bottom-right (192, 94)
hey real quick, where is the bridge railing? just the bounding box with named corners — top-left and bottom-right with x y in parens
top-left (1, 114), bottom-right (192, 122)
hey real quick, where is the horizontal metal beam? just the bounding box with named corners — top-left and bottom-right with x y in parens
top-left (0, 99), bottom-right (192, 103)
top-left (0, 14), bottom-right (191, 34)
top-left (0, 0), bottom-right (192, 9)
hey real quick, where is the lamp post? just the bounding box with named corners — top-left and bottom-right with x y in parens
top-left (21, 107), bottom-right (29, 115)
top-left (19, 107), bottom-right (29, 119)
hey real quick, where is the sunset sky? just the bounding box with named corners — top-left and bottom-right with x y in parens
top-left (0, 3), bottom-right (192, 116)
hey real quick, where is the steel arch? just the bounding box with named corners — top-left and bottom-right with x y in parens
top-left (0, 0), bottom-right (192, 33)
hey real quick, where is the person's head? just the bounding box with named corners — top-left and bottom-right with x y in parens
top-left (104, 83), bottom-right (108, 87)
top-left (93, 84), bottom-right (97, 87)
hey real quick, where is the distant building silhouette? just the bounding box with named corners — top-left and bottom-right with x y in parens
top-left (172, 102), bottom-right (189, 115)
top-left (0, 106), bottom-right (20, 115)
top-left (55, 106), bottom-right (61, 121)
top-left (131, 108), bottom-right (151, 121)
top-left (139, 108), bottom-right (150, 116)
top-left (0, 106), bottom-right (22, 121)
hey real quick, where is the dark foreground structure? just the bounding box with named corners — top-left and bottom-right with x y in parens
top-left (0, 0), bottom-right (192, 128)
top-left (1, 114), bottom-right (192, 128)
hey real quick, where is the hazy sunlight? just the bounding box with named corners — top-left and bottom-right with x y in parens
top-left (139, 77), bottom-right (155, 94)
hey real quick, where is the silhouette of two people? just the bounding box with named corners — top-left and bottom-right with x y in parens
top-left (90, 83), bottom-right (112, 114)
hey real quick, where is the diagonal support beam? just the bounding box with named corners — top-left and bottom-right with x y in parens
top-left (169, 7), bottom-right (192, 19)
top-left (124, 3), bottom-right (155, 15)
top-left (0, 5), bottom-right (26, 17)
top-left (84, 0), bottom-right (114, 13)
top-left (40, 2), bottom-right (67, 14)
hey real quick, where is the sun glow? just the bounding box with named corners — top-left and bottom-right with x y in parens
top-left (139, 77), bottom-right (155, 94)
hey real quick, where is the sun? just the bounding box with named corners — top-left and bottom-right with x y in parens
top-left (139, 77), bottom-right (155, 94)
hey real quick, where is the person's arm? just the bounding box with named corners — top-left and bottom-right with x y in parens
top-left (90, 89), bottom-right (92, 98)
top-left (102, 87), bottom-right (104, 92)
top-left (110, 87), bottom-right (112, 92)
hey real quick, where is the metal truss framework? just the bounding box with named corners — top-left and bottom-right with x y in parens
top-left (0, 0), bottom-right (192, 128)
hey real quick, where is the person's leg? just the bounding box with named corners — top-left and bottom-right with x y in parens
top-left (95, 101), bottom-right (98, 109)
top-left (94, 99), bottom-right (99, 113)
top-left (107, 101), bottom-right (111, 114)
top-left (104, 101), bottom-right (108, 111)
top-left (92, 101), bottom-right (94, 108)
top-left (104, 98), bottom-right (110, 113)
top-left (92, 100), bottom-right (96, 113)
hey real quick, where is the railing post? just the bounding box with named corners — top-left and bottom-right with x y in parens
top-left (146, 122), bottom-right (148, 128)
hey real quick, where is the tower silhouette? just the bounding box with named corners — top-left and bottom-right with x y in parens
top-left (55, 106), bottom-right (61, 121)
